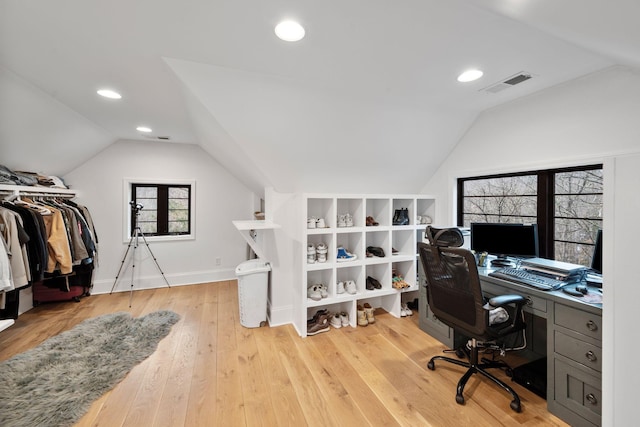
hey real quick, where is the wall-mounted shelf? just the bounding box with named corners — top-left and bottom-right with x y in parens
top-left (233, 220), bottom-right (281, 259)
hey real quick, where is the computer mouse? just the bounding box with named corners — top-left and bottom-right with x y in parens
top-left (576, 285), bottom-right (588, 295)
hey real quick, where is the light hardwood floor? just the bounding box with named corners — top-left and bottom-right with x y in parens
top-left (0, 281), bottom-right (569, 426)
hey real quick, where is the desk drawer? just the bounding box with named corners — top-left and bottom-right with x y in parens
top-left (555, 304), bottom-right (602, 341)
top-left (555, 331), bottom-right (602, 372)
top-left (554, 358), bottom-right (601, 425)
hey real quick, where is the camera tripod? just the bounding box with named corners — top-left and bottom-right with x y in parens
top-left (111, 202), bottom-right (170, 307)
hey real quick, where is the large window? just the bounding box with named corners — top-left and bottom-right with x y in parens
top-left (458, 165), bottom-right (602, 266)
top-left (131, 183), bottom-right (192, 237)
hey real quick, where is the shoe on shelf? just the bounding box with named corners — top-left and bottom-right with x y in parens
top-left (345, 280), bottom-right (357, 294)
top-left (330, 313), bottom-right (342, 329)
top-left (316, 242), bottom-right (328, 263)
top-left (337, 214), bottom-right (347, 228)
top-left (307, 244), bottom-right (316, 264)
top-left (363, 303), bottom-right (375, 324)
top-left (307, 217), bottom-right (317, 229)
top-left (345, 213), bottom-right (354, 227)
top-left (318, 283), bottom-right (328, 298)
top-left (357, 305), bottom-right (368, 326)
top-left (307, 316), bottom-right (331, 335)
top-left (336, 281), bottom-right (345, 294)
top-left (307, 285), bottom-right (322, 301)
top-left (308, 309), bottom-right (329, 325)
top-left (316, 217), bottom-right (326, 228)
top-left (366, 276), bottom-right (382, 290)
top-left (366, 216), bottom-right (379, 226)
top-left (366, 246), bottom-right (385, 257)
top-left (340, 311), bottom-right (349, 327)
top-left (392, 247), bottom-right (399, 255)
top-left (402, 303), bottom-right (413, 316)
top-left (336, 246), bottom-right (357, 262)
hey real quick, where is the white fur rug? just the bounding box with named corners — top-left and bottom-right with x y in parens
top-left (0, 310), bottom-right (180, 427)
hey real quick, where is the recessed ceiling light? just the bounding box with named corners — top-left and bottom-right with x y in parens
top-left (275, 20), bottom-right (305, 42)
top-left (136, 126), bottom-right (152, 133)
top-left (97, 89), bottom-right (122, 99)
top-left (457, 69), bottom-right (484, 83)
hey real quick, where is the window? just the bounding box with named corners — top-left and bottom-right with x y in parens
top-left (130, 183), bottom-right (192, 237)
top-left (458, 165), bottom-right (602, 265)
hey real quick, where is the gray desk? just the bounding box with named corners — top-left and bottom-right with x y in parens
top-left (418, 265), bottom-right (602, 427)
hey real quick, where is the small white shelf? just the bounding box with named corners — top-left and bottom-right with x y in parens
top-left (232, 220), bottom-right (281, 231)
top-left (233, 220), bottom-right (281, 259)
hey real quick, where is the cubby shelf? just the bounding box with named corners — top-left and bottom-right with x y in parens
top-left (299, 193), bottom-right (436, 337)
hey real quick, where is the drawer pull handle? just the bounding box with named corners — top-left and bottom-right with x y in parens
top-left (586, 393), bottom-right (598, 405)
top-left (586, 320), bottom-right (598, 332)
top-left (525, 296), bottom-right (533, 307)
top-left (586, 350), bottom-right (598, 362)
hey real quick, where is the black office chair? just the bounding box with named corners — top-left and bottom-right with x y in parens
top-left (418, 226), bottom-right (527, 412)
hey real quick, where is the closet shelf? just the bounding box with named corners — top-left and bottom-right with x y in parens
top-left (0, 184), bottom-right (77, 197)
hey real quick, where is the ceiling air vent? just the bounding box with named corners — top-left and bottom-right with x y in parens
top-left (156, 136), bottom-right (170, 140)
top-left (482, 72), bottom-right (533, 94)
top-left (144, 135), bottom-right (171, 141)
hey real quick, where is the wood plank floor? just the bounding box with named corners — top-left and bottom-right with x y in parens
top-left (0, 281), bottom-right (569, 426)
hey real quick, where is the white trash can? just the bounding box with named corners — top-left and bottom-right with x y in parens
top-left (235, 259), bottom-right (271, 328)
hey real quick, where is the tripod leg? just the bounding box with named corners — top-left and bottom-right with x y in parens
top-left (129, 230), bottom-right (138, 308)
top-left (111, 233), bottom-right (137, 294)
top-left (138, 230), bottom-right (171, 288)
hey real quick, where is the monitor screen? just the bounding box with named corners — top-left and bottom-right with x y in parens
top-left (470, 223), bottom-right (539, 266)
top-left (591, 229), bottom-right (602, 273)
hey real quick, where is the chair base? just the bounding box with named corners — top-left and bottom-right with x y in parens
top-left (427, 339), bottom-right (522, 412)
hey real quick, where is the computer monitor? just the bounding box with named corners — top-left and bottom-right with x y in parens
top-left (591, 229), bottom-right (602, 274)
top-left (470, 223), bottom-right (539, 267)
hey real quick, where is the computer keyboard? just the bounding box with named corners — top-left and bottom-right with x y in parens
top-left (489, 268), bottom-right (567, 291)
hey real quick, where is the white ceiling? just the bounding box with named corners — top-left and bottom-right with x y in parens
top-left (1, 0), bottom-right (637, 194)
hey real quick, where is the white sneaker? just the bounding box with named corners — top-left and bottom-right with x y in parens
top-left (336, 281), bottom-right (345, 294)
top-left (337, 214), bottom-right (347, 227)
top-left (330, 313), bottom-right (342, 329)
top-left (345, 213), bottom-right (354, 227)
top-left (307, 244), bottom-right (316, 264)
top-left (403, 303), bottom-right (413, 316)
top-left (316, 243), bottom-right (328, 263)
top-left (316, 218), bottom-right (326, 228)
top-left (307, 217), bottom-right (317, 229)
top-left (345, 280), bottom-right (357, 294)
top-left (319, 283), bottom-right (328, 298)
top-left (400, 306), bottom-right (407, 317)
top-left (340, 311), bottom-right (349, 327)
top-left (307, 285), bottom-right (321, 301)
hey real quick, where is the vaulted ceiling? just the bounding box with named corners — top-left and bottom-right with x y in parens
top-left (1, 0), bottom-right (638, 194)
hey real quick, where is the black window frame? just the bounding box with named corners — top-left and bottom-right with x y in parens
top-left (131, 183), bottom-right (192, 237)
top-left (457, 164), bottom-right (603, 262)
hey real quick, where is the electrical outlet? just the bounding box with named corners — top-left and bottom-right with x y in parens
top-left (215, 257), bottom-right (221, 266)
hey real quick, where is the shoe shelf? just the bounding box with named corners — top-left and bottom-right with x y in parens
top-left (299, 193), bottom-right (436, 337)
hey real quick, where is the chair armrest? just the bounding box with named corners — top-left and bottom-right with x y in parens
top-left (488, 294), bottom-right (526, 308)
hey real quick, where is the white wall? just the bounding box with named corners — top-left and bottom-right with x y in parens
top-left (422, 65), bottom-right (640, 426)
top-left (63, 139), bottom-right (257, 294)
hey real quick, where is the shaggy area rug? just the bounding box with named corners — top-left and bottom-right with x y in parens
top-left (0, 310), bottom-right (180, 427)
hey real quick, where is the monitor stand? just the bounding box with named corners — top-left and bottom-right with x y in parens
top-left (491, 255), bottom-right (513, 268)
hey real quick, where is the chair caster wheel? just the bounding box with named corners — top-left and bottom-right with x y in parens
top-left (456, 394), bottom-right (465, 405)
top-left (505, 367), bottom-right (514, 377)
top-left (510, 400), bottom-right (521, 412)
top-left (427, 360), bottom-right (435, 370)
top-left (455, 348), bottom-right (466, 358)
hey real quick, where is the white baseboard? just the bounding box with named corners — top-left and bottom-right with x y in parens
top-left (92, 268), bottom-right (237, 294)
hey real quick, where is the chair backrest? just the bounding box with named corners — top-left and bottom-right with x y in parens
top-left (418, 227), bottom-right (488, 338)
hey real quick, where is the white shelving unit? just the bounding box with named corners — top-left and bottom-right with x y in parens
top-left (298, 194), bottom-right (436, 337)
